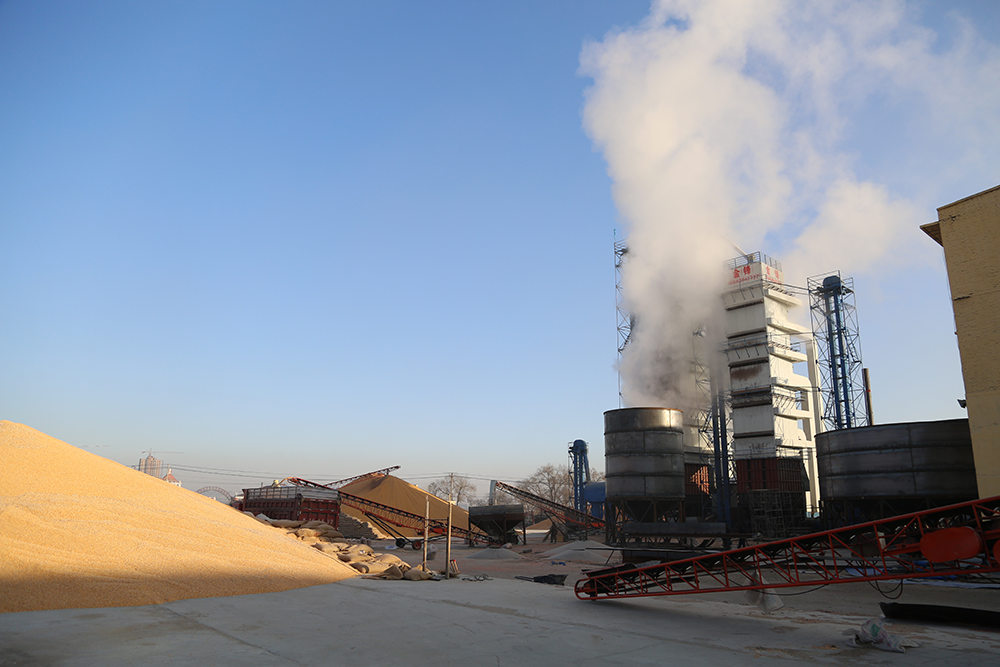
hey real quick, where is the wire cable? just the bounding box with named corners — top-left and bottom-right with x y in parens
top-left (773, 584), bottom-right (830, 596)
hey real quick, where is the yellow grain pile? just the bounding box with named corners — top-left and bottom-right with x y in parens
top-left (0, 421), bottom-right (357, 614)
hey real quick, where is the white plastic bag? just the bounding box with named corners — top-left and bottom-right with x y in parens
top-left (844, 618), bottom-right (920, 653)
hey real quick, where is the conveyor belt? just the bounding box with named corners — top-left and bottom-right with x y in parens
top-left (494, 480), bottom-right (604, 531)
top-left (576, 495), bottom-right (1000, 601)
top-left (285, 477), bottom-right (491, 545)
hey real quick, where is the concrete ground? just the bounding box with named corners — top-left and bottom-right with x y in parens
top-left (3, 539), bottom-right (999, 666)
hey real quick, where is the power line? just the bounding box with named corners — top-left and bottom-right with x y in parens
top-left (162, 464), bottom-right (343, 479)
top-left (163, 465), bottom-right (540, 487)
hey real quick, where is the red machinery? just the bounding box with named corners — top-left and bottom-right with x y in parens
top-left (241, 484), bottom-right (341, 526)
top-left (576, 495), bottom-right (1000, 601)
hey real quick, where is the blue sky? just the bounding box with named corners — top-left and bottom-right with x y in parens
top-left (2, 1), bottom-right (998, 496)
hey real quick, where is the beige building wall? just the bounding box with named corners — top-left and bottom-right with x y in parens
top-left (921, 184), bottom-right (1000, 498)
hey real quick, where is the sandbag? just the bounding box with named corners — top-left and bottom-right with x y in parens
top-left (294, 528), bottom-right (324, 539)
top-left (371, 553), bottom-right (405, 566)
top-left (344, 544), bottom-right (373, 556)
top-left (301, 521), bottom-right (336, 532)
top-left (403, 568), bottom-right (434, 581)
top-left (303, 521), bottom-right (343, 538)
top-left (338, 552), bottom-right (373, 564)
top-left (367, 561), bottom-right (401, 574)
top-left (363, 564), bottom-right (405, 580)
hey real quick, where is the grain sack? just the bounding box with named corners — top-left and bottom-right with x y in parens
top-left (363, 564), bottom-right (405, 580)
top-left (371, 553), bottom-right (405, 566)
top-left (344, 544), bottom-right (373, 556)
top-left (294, 528), bottom-right (324, 539)
top-left (269, 519), bottom-right (303, 529)
top-left (351, 561), bottom-right (400, 575)
top-left (403, 568), bottom-right (434, 581)
top-left (337, 552), bottom-right (372, 564)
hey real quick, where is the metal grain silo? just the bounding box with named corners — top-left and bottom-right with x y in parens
top-left (816, 418), bottom-right (977, 526)
top-left (604, 408), bottom-right (686, 544)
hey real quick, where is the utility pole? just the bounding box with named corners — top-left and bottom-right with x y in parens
top-left (422, 496), bottom-right (429, 572)
top-left (446, 473), bottom-right (454, 578)
top-left (709, 356), bottom-right (732, 535)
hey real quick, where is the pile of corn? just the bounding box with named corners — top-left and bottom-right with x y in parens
top-left (0, 421), bottom-right (358, 613)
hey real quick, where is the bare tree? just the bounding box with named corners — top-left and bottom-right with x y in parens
top-left (490, 486), bottom-right (516, 506)
top-left (426, 474), bottom-right (476, 504)
top-left (467, 486), bottom-right (515, 507)
top-left (519, 464), bottom-right (572, 506)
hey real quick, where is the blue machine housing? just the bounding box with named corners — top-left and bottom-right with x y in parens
top-left (583, 481), bottom-right (606, 520)
top-left (570, 438), bottom-right (606, 519)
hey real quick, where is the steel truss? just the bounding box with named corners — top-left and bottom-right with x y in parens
top-left (821, 495), bottom-right (977, 530)
top-left (614, 240), bottom-right (631, 408)
top-left (327, 466), bottom-right (400, 488)
top-left (808, 272), bottom-right (867, 430)
top-left (494, 480), bottom-right (604, 539)
top-left (576, 495), bottom-right (1000, 601)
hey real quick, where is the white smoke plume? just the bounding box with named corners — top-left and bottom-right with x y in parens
top-left (581, 0), bottom-right (1000, 408)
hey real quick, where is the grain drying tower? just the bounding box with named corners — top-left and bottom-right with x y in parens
top-left (722, 252), bottom-right (823, 524)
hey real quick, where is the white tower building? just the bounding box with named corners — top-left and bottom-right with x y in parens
top-left (722, 253), bottom-right (823, 512)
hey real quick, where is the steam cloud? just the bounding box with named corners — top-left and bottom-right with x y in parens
top-left (581, 0), bottom-right (1000, 409)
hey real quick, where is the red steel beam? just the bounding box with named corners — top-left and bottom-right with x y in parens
top-left (576, 495), bottom-right (1000, 601)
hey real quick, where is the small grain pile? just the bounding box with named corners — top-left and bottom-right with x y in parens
top-left (541, 540), bottom-right (612, 564)
top-left (0, 421), bottom-right (357, 614)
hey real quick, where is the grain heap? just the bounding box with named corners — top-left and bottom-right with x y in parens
top-left (339, 473), bottom-right (481, 538)
top-left (0, 421), bottom-right (357, 614)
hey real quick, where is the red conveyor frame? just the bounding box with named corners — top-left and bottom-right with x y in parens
top-left (576, 495), bottom-right (1000, 601)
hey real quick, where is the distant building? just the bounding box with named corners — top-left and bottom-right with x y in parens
top-left (162, 468), bottom-right (181, 488)
top-left (137, 454), bottom-right (162, 478)
top-left (921, 184), bottom-right (1000, 498)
